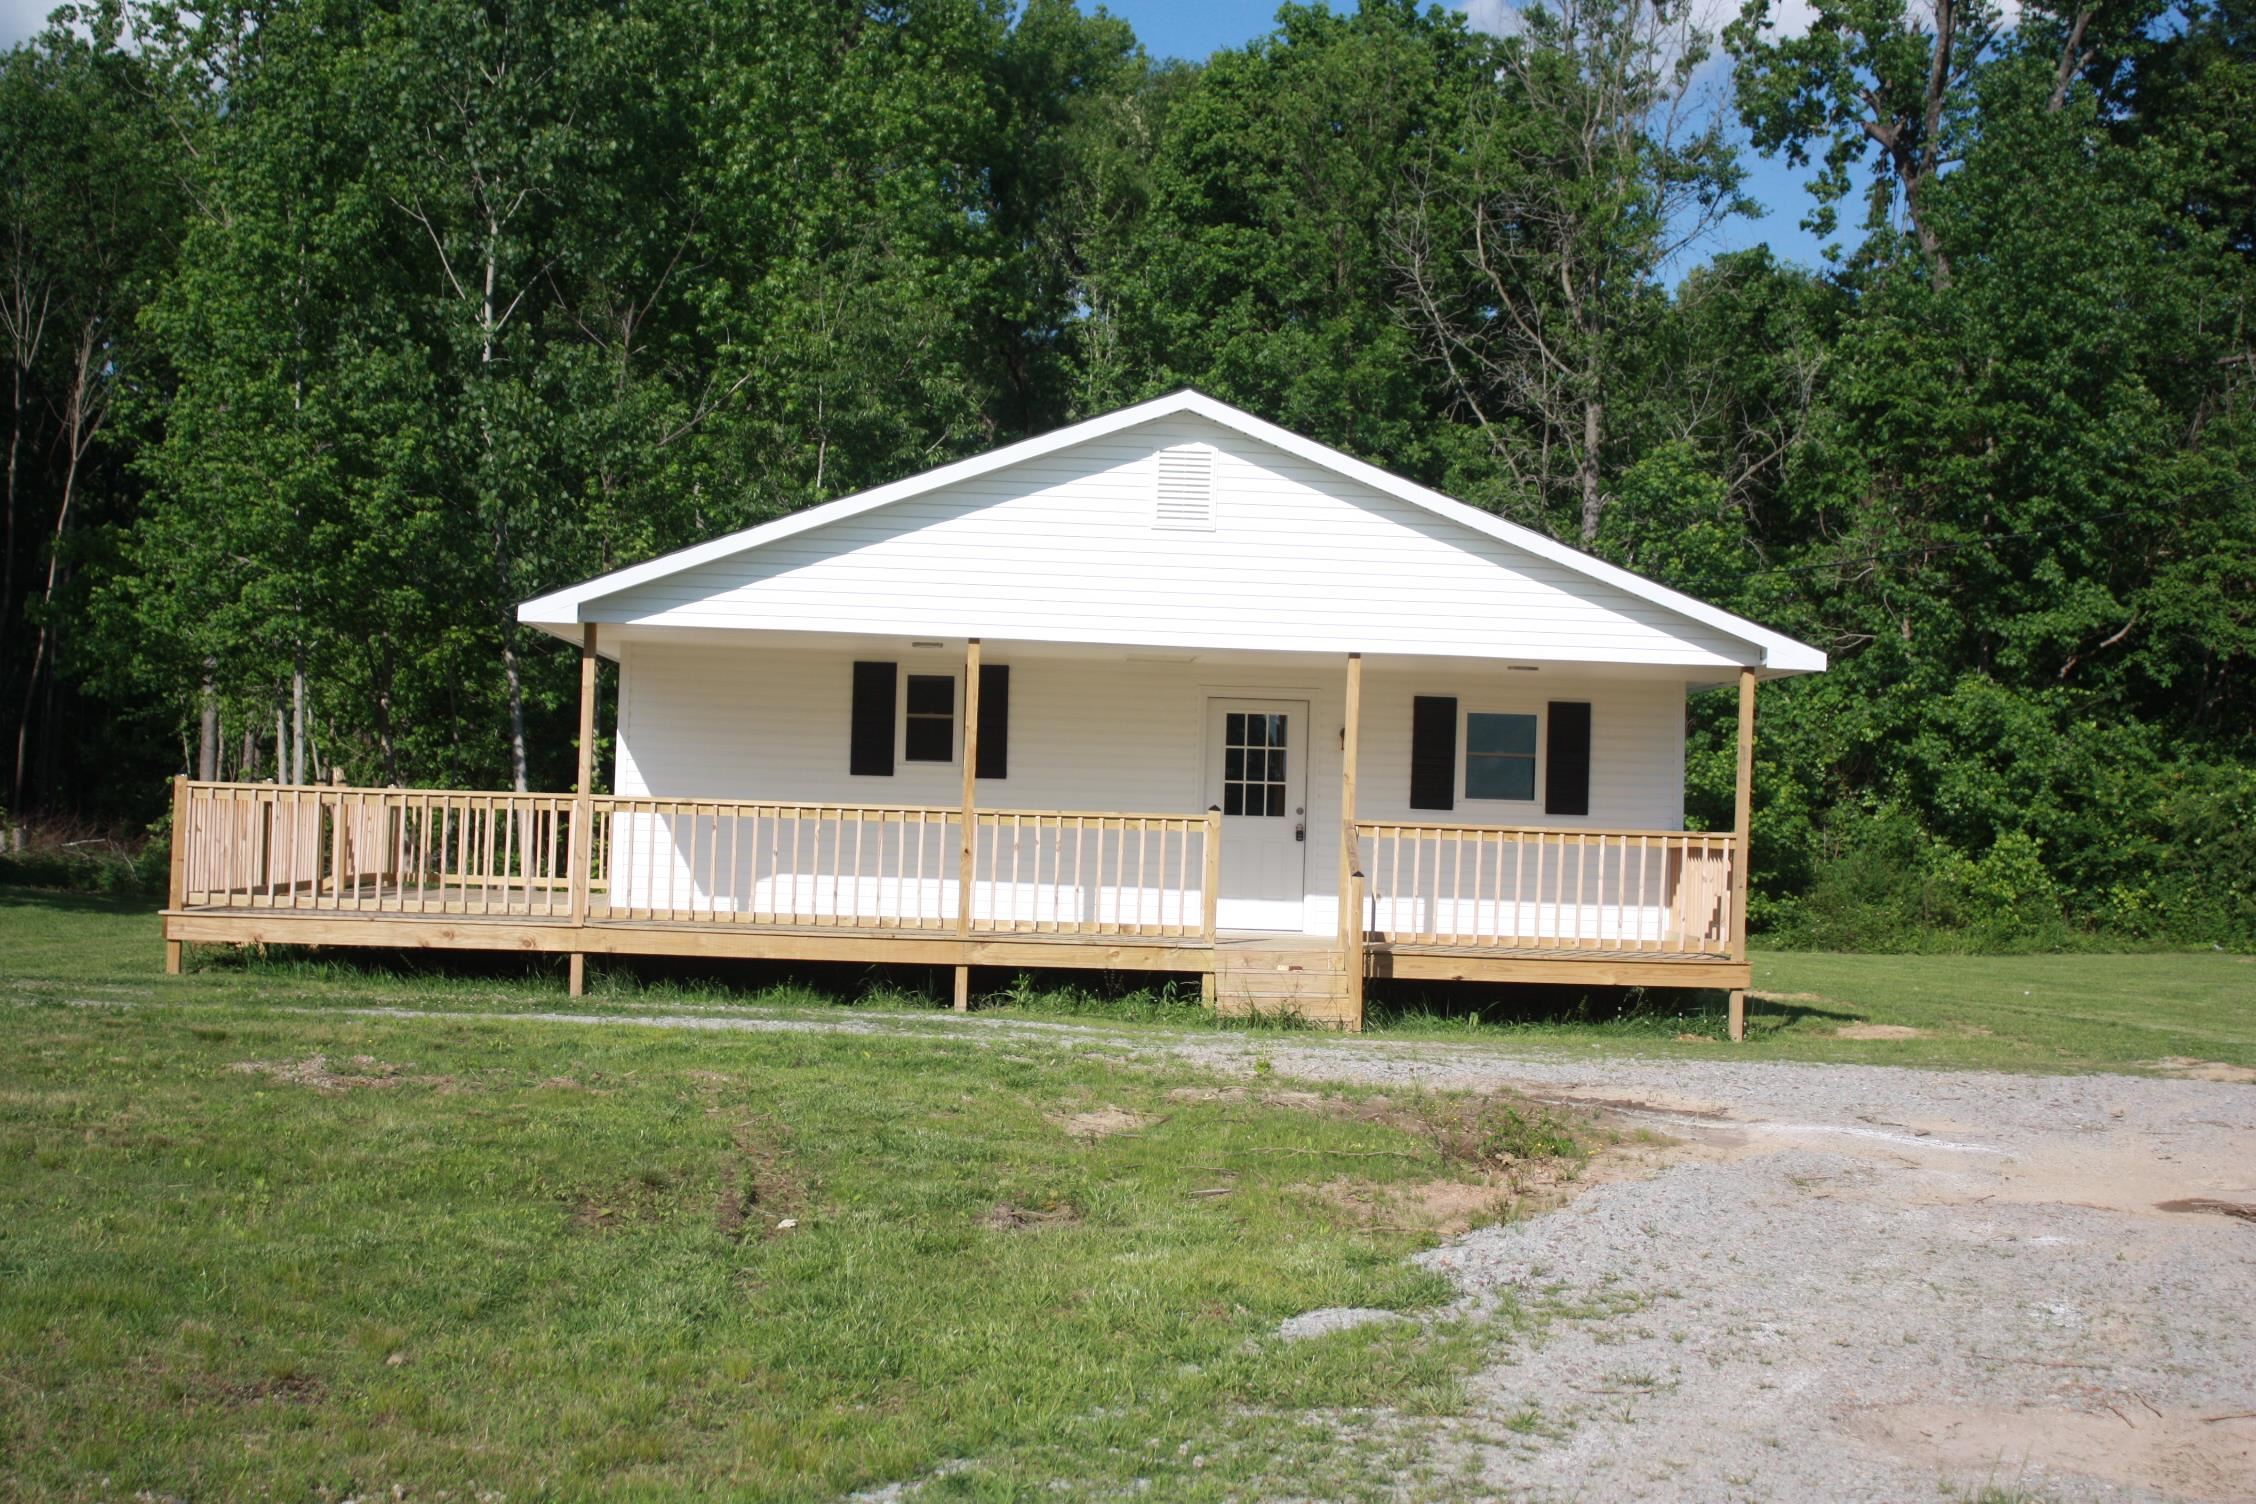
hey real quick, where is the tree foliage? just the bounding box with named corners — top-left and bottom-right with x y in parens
top-left (0, 0), bottom-right (2247, 947)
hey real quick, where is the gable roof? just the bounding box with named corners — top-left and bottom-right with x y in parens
top-left (519, 390), bottom-right (1825, 674)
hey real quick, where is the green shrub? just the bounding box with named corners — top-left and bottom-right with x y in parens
top-left (0, 815), bottom-right (168, 896)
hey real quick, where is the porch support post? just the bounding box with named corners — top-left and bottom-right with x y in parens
top-left (1338, 653), bottom-right (1364, 1031)
top-left (955, 638), bottom-right (982, 1011)
top-left (164, 774), bottom-right (188, 975)
top-left (1201, 803), bottom-right (1221, 1003)
top-left (1728, 665), bottom-right (1756, 1041)
top-left (568, 623), bottom-right (599, 998)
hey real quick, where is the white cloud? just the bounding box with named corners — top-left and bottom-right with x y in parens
top-left (1457, 0), bottom-right (1526, 38)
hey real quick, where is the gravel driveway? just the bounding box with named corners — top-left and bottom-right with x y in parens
top-left (350, 1005), bottom-right (2256, 1502)
top-left (1161, 1033), bottom-right (2256, 1504)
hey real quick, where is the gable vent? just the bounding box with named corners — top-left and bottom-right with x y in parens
top-left (1154, 444), bottom-right (1215, 531)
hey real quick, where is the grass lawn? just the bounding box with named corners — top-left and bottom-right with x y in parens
top-left (1369, 949), bottom-right (2256, 1072)
top-left (0, 888), bottom-right (1586, 1501)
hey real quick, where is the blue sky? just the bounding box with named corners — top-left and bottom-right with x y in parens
top-left (1, 0), bottom-right (45, 46)
top-left (0, 0), bottom-right (1833, 274)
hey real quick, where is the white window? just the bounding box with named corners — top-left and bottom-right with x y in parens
top-left (1464, 710), bottom-right (1538, 802)
top-left (904, 674), bottom-right (955, 763)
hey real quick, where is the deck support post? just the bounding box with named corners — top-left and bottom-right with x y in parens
top-left (165, 774), bottom-right (188, 975)
top-left (1729, 666), bottom-right (1756, 1041)
top-left (1201, 804), bottom-right (1221, 1003)
top-left (955, 638), bottom-right (982, 1011)
top-left (568, 624), bottom-right (599, 998)
top-left (1338, 653), bottom-right (1364, 1031)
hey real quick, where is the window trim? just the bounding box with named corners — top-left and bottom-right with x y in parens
top-left (901, 672), bottom-right (958, 765)
top-left (1461, 706), bottom-right (1541, 805)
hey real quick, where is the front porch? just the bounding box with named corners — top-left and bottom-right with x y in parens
top-left (162, 764), bottom-right (1752, 1032)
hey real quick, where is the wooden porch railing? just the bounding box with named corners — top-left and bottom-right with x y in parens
top-left (173, 781), bottom-right (1218, 942)
top-left (1350, 820), bottom-right (1737, 956)
top-left (176, 781), bottom-right (588, 919)
top-left (973, 809), bottom-right (1214, 938)
top-left (599, 797), bottom-right (960, 927)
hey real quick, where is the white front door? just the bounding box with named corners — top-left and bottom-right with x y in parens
top-left (1207, 698), bottom-right (1309, 931)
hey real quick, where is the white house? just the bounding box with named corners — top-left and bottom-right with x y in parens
top-left (164, 391), bottom-right (1824, 1033)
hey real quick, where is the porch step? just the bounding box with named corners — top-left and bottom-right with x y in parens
top-left (1211, 943), bottom-right (1358, 1027)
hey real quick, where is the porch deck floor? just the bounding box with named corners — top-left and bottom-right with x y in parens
top-left (174, 899), bottom-right (1731, 960)
top-left (1366, 938), bottom-right (1730, 961)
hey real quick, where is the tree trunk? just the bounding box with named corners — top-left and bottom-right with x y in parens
top-left (291, 649), bottom-right (306, 785)
top-left (198, 660), bottom-right (219, 781)
top-left (370, 641), bottom-right (399, 785)
top-left (1913, 0), bottom-right (1956, 289)
top-left (1578, 397), bottom-right (1605, 543)
top-left (4, 357), bottom-right (20, 636)
top-left (500, 618), bottom-right (530, 792)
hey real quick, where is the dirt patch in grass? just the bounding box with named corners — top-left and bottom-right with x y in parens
top-left (980, 1201), bottom-right (1080, 1231)
top-left (1170, 1083), bottom-right (1589, 1171)
top-left (1047, 1106), bottom-right (1157, 1140)
top-left (2149, 1057), bottom-right (2256, 1084)
top-left (1180, 1083), bottom-right (1602, 1236)
top-left (229, 1053), bottom-right (430, 1091)
top-left (1312, 1175), bottom-right (1519, 1237)
top-left (1168, 1084), bottom-right (1330, 1111)
top-left (715, 1118), bottom-right (805, 1240)
top-left (205, 1370), bottom-right (327, 1409)
top-left (1834, 1023), bottom-right (1925, 1040)
top-left (570, 1166), bottom-right (686, 1233)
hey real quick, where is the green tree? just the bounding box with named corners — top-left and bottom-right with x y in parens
top-left (1395, 0), bottom-right (1747, 537)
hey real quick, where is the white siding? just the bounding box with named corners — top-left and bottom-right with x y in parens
top-left (596, 416), bottom-right (1749, 668)
top-left (614, 643), bottom-right (1688, 935)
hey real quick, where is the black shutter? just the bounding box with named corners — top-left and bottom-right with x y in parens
top-left (1409, 695), bottom-right (1457, 811)
top-left (850, 661), bottom-right (897, 776)
top-left (1545, 701), bottom-right (1591, 816)
top-left (976, 663), bottom-right (1009, 780)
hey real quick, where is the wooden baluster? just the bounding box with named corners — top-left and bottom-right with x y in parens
top-left (913, 807), bottom-right (926, 928)
top-left (1529, 831), bottom-right (1544, 948)
top-left (1182, 816), bottom-right (1200, 933)
top-left (1131, 818), bottom-right (1146, 934)
top-left (1118, 816), bottom-right (1132, 935)
top-left (212, 788), bottom-right (231, 905)
top-left (788, 808), bottom-right (804, 925)
top-left (1578, 832), bottom-right (1592, 951)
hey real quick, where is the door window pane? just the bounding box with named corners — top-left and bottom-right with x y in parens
top-left (1465, 712), bottom-right (1537, 801)
top-left (1222, 710), bottom-right (1288, 818)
